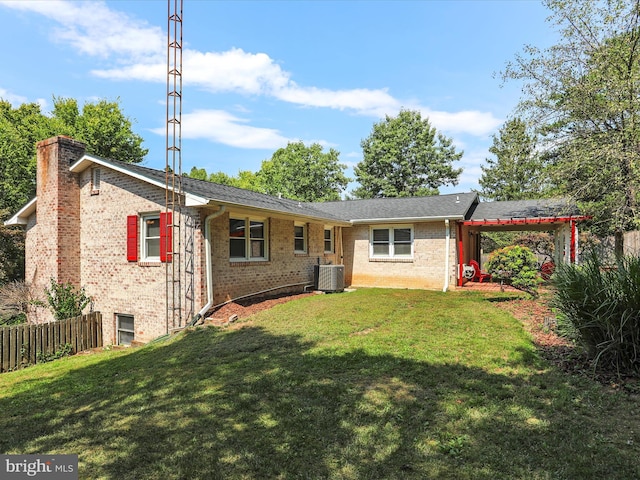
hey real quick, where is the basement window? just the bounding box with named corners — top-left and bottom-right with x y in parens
top-left (117, 314), bottom-right (135, 346)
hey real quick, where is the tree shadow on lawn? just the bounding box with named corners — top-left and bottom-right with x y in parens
top-left (1, 326), bottom-right (638, 480)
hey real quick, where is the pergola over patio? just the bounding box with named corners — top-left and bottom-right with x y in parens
top-left (456, 198), bottom-right (590, 287)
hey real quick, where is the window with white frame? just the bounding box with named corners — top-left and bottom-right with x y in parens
top-left (294, 222), bottom-right (307, 253)
top-left (230, 217), bottom-right (268, 261)
top-left (117, 314), bottom-right (135, 346)
top-left (324, 227), bottom-right (334, 253)
top-left (142, 214), bottom-right (161, 261)
top-left (91, 167), bottom-right (101, 194)
top-left (370, 225), bottom-right (413, 258)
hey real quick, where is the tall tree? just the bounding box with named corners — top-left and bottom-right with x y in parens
top-left (0, 97), bottom-right (147, 215)
top-left (258, 142), bottom-right (349, 202)
top-left (0, 101), bottom-right (54, 214)
top-left (51, 97), bottom-right (147, 163)
top-left (0, 97), bottom-right (147, 284)
top-left (353, 109), bottom-right (462, 199)
top-left (187, 167), bottom-right (263, 192)
top-left (479, 118), bottom-right (549, 201)
top-left (502, 0), bottom-right (640, 252)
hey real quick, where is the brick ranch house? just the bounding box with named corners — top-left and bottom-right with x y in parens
top-left (6, 136), bottom-right (586, 345)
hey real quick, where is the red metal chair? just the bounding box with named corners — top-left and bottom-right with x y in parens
top-left (469, 259), bottom-right (491, 283)
top-left (540, 261), bottom-right (555, 281)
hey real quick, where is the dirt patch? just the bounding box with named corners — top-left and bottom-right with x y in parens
top-left (204, 292), bottom-right (315, 326)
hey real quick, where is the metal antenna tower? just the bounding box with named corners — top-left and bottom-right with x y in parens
top-left (165, 0), bottom-right (183, 332)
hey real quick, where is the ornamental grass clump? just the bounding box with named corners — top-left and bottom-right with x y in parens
top-left (485, 245), bottom-right (542, 297)
top-left (552, 252), bottom-right (640, 375)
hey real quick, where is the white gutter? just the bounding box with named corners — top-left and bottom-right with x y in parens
top-left (193, 206), bottom-right (226, 322)
top-left (350, 215), bottom-right (465, 224)
top-left (443, 219), bottom-right (450, 292)
top-left (4, 197), bottom-right (37, 226)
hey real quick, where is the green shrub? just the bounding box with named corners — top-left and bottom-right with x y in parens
top-left (45, 279), bottom-right (91, 321)
top-left (552, 253), bottom-right (640, 374)
top-left (37, 343), bottom-right (73, 363)
top-left (485, 245), bottom-right (542, 297)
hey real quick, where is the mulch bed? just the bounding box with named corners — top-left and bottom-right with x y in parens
top-left (491, 295), bottom-right (639, 393)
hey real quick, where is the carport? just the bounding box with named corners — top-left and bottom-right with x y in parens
top-left (456, 199), bottom-right (590, 287)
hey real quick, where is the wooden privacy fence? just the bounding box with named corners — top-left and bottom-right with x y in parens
top-left (0, 312), bottom-right (102, 373)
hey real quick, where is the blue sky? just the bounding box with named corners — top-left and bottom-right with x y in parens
top-left (0, 0), bottom-right (555, 196)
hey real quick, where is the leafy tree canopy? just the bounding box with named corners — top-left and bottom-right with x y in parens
top-left (187, 142), bottom-right (349, 203)
top-left (187, 167), bottom-right (263, 192)
top-left (51, 97), bottom-right (148, 163)
top-left (0, 96), bottom-right (147, 285)
top-left (353, 109), bottom-right (462, 199)
top-left (258, 142), bottom-right (348, 202)
top-left (0, 97), bottom-right (147, 215)
top-left (479, 118), bottom-right (550, 201)
top-left (502, 0), bottom-right (640, 250)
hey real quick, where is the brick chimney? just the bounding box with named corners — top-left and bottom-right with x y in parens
top-left (34, 136), bottom-right (86, 288)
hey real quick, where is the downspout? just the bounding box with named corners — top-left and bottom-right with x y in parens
top-left (189, 206), bottom-right (225, 326)
top-left (443, 219), bottom-right (450, 292)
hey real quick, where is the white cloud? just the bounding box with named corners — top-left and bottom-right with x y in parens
top-left (150, 109), bottom-right (294, 150)
top-left (0, 0), bottom-right (163, 60)
top-left (3, 0), bottom-right (502, 139)
top-left (422, 108), bottom-right (502, 137)
top-left (92, 62), bottom-right (165, 82)
top-left (185, 49), bottom-right (289, 94)
top-left (0, 87), bottom-right (48, 111)
top-left (0, 87), bottom-right (27, 105)
top-left (273, 85), bottom-right (400, 116)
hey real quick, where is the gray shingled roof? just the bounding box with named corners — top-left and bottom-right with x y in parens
top-left (468, 198), bottom-right (580, 221)
top-left (98, 159), bottom-right (349, 223)
top-left (98, 158), bottom-right (479, 223)
top-left (311, 193), bottom-right (478, 222)
top-left (6, 152), bottom-right (584, 228)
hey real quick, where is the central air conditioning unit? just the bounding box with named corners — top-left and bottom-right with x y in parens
top-left (314, 264), bottom-right (345, 293)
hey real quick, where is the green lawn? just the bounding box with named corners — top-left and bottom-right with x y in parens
top-left (1, 288), bottom-right (638, 479)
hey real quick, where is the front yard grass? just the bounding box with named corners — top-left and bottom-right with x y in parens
top-left (1, 288), bottom-right (638, 479)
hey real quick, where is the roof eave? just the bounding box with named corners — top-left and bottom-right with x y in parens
top-left (206, 199), bottom-right (350, 225)
top-left (351, 215), bottom-right (466, 224)
top-left (463, 215), bottom-right (591, 226)
top-left (70, 155), bottom-right (211, 207)
top-left (4, 197), bottom-right (37, 226)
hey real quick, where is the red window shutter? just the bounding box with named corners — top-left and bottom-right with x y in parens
top-left (126, 215), bottom-right (138, 262)
top-left (160, 212), bottom-right (172, 263)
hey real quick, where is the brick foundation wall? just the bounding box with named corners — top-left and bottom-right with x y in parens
top-left (342, 222), bottom-right (457, 290)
